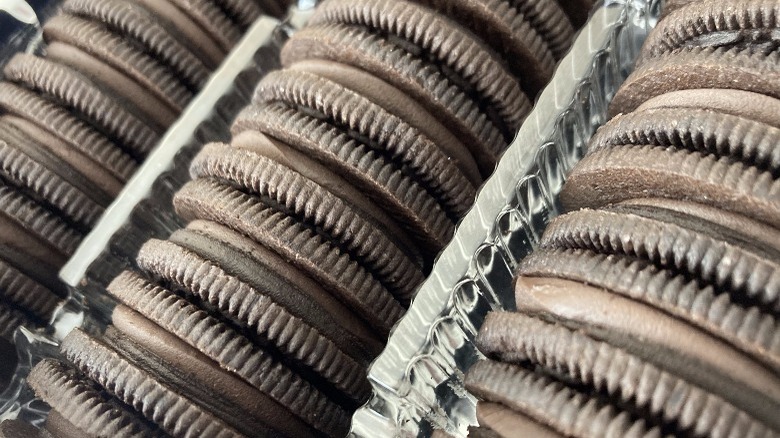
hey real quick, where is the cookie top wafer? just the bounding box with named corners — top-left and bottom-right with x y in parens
top-left (231, 102), bottom-right (455, 254)
top-left (636, 89), bottom-right (780, 128)
top-left (3, 54), bottom-right (159, 160)
top-left (474, 312), bottom-right (776, 437)
top-left (641, 0), bottom-right (780, 63)
top-left (589, 106), bottom-right (780, 173)
top-left (561, 144), bottom-right (780, 230)
top-left (308, 0), bottom-right (530, 132)
top-left (514, 276), bottom-right (780, 429)
top-left (61, 0), bottom-right (211, 89)
top-left (466, 358), bottom-right (659, 437)
top-left (43, 14), bottom-right (191, 114)
top-left (281, 23), bottom-right (508, 163)
top-left (610, 47), bottom-right (780, 117)
top-left (541, 207), bottom-right (780, 310)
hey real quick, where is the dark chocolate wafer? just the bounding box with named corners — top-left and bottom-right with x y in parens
top-left (394, 0), bottom-right (558, 96)
top-left (0, 82), bottom-right (136, 182)
top-left (514, 277), bottom-right (780, 429)
top-left (124, 0), bottom-right (225, 68)
top-left (27, 358), bottom-right (164, 437)
top-left (561, 144), bottom-right (780, 231)
top-left (519, 247), bottom-right (780, 372)
top-left (0, 259), bottom-right (60, 324)
top-left (476, 311), bottom-right (777, 436)
top-left (59, 328), bottom-right (248, 437)
top-left (62, 0), bottom-right (210, 89)
top-left (228, 102), bottom-right (455, 253)
top-left (164, 0), bottom-right (242, 52)
top-left (541, 207), bottom-right (780, 312)
top-left (308, 0), bottom-right (529, 131)
top-left (0, 133), bottom-right (102, 229)
top-left (610, 47), bottom-right (780, 117)
top-left (0, 183), bottom-right (81, 264)
top-left (640, 0), bottom-right (780, 64)
top-left (281, 23), bottom-right (508, 161)
top-left (287, 59), bottom-right (483, 185)
top-left (185, 142), bottom-right (424, 302)
top-left (475, 402), bottom-right (563, 438)
top-left (0, 117), bottom-right (116, 206)
top-left (252, 68), bottom-right (478, 218)
top-left (170, 180), bottom-right (404, 337)
top-left (466, 358), bottom-right (659, 437)
top-left (589, 106), bottom-right (780, 174)
top-left (140, 220), bottom-right (384, 357)
top-left (3, 53), bottom-right (159, 159)
top-left (43, 14), bottom-right (191, 113)
top-left (110, 260), bottom-right (371, 404)
top-left (636, 89), bottom-right (780, 129)
top-left (108, 277), bottom-right (350, 436)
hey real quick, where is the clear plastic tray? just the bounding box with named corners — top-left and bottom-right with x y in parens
top-left (350, 1), bottom-right (660, 435)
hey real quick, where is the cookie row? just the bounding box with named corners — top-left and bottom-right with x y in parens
top-left (0, 0), bottom-right (286, 387)
top-left (467, 0), bottom-right (780, 436)
top-left (22, 0), bottom-right (594, 436)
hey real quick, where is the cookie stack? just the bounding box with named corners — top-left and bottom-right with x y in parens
top-left (0, 0), bottom-right (286, 387)
top-left (466, 0), bottom-right (780, 436)
top-left (22, 0), bottom-right (593, 436)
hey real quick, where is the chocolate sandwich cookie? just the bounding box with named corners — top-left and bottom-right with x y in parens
top-left (514, 277), bottom-right (780, 429)
top-left (308, 0), bottom-right (529, 132)
top-left (187, 134), bottom-right (425, 300)
top-left (636, 89), bottom-right (780, 129)
top-left (110, 259), bottom-right (372, 403)
top-left (519, 246), bottom-right (780, 372)
top-left (473, 402), bottom-right (563, 438)
top-left (386, 0), bottom-right (558, 97)
top-left (588, 106), bottom-right (780, 173)
top-left (0, 183), bottom-right (81, 286)
top-left (281, 23), bottom-right (508, 168)
top-left (609, 47), bottom-right (780, 117)
top-left (0, 83), bottom-right (137, 182)
top-left (107, 278), bottom-right (350, 436)
top-left (61, 0), bottom-right (211, 90)
top-left (0, 133), bottom-right (102, 232)
top-left (473, 311), bottom-right (777, 436)
top-left (640, 0), bottom-right (780, 64)
top-left (466, 356), bottom-right (660, 437)
top-left (251, 67), bottom-right (479, 219)
top-left (0, 258), bottom-right (60, 327)
top-left (3, 54), bottom-right (159, 160)
top-left (124, 0), bottom-right (227, 69)
top-left (561, 144), bottom-right (780, 230)
top-left (540, 205), bottom-right (780, 311)
top-left (171, 188), bottom-right (404, 337)
top-left (28, 358), bottom-right (168, 437)
top-left (43, 14), bottom-right (192, 115)
top-left (231, 100), bottom-right (455, 254)
top-left (142, 220), bottom-right (384, 356)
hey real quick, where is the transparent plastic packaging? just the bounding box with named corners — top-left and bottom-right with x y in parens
top-left (350, 1), bottom-right (660, 435)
